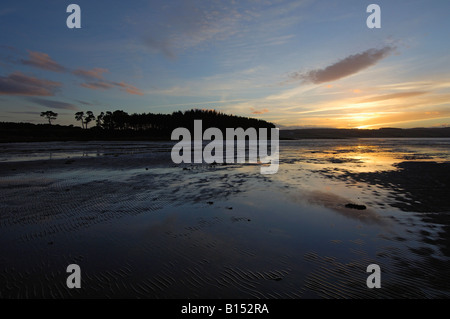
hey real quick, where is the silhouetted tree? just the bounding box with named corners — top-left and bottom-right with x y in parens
top-left (40, 111), bottom-right (58, 125)
top-left (102, 111), bottom-right (114, 130)
top-left (75, 111), bottom-right (96, 129)
top-left (96, 112), bottom-right (104, 127)
top-left (75, 111), bottom-right (85, 129)
top-left (85, 111), bottom-right (95, 128)
top-left (112, 110), bottom-right (129, 130)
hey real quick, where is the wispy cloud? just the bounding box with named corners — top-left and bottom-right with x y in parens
top-left (290, 46), bottom-right (395, 84)
top-left (0, 7), bottom-right (16, 17)
top-left (81, 81), bottom-right (114, 90)
top-left (73, 67), bottom-right (109, 80)
top-left (29, 97), bottom-right (78, 110)
top-left (144, 37), bottom-right (176, 59)
top-left (20, 51), bottom-right (66, 73)
top-left (80, 80), bottom-right (144, 96)
top-left (0, 72), bottom-right (61, 96)
top-left (74, 99), bottom-right (94, 106)
top-left (142, 1), bottom-right (236, 59)
top-left (141, 0), bottom-right (305, 59)
top-left (111, 81), bottom-right (144, 96)
top-left (250, 107), bottom-right (269, 114)
top-left (358, 91), bottom-right (428, 103)
top-left (16, 50), bottom-right (142, 96)
top-left (8, 111), bottom-right (42, 115)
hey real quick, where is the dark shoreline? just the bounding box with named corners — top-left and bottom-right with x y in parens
top-left (1, 122), bottom-right (450, 143)
top-left (280, 127), bottom-right (450, 140)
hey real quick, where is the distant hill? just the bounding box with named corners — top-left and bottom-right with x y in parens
top-left (279, 127), bottom-right (450, 139)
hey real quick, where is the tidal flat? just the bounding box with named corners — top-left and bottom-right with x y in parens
top-left (1, 138), bottom-right (449, 298)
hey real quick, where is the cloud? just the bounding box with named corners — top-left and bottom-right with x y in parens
top-left (74, 99), bottom-right (94, 106)
top-left (20, 51), bottom-right (66, 72)
top-left (140, 0), bottom-right (309, 61)
top-left (358, 91), bottom-right (428, 103)
top-left (144, 37), bottom-right (176, 59)
top-left (250, 107), bottom-right (269, 114)
top-left (81, 80), bottom-right (144, 96)
top-left (291, 46), bottom-right (395, 84)
top-left (28, 97), bottom-right (78, 110)
top-left (111, 81), bottom-right (144, 96)
top-left (142, 1), bottom-right (241, 59)
top-left (12, 49), bottom-right (142, 96)
top-left (0, 72), bottom-right (61, 96)
top-left (0, 8), bottom-right (16, 17)
top-left (81, 81), bottom-right (115, 90)
top-left (73, 67), bottom-right (109, 80)
top-left (8, 111), bottom-right (42, 115)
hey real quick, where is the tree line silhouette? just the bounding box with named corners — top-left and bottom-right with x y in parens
top-left (0, 109), bottom-right (276, 142)
top-left (73, 109), bottom-right (275, 132)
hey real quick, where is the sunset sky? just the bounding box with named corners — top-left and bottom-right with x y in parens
top-left (1, 0), bottom-right (449, 129)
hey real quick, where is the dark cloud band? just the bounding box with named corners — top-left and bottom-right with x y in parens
top-left (28, 97), bottom-right (78, 110)
top-left (0, 72), bottom-right (61, 96)
top-left (20, 51), bottom-right (66, 73)
top-left (291, 46), bottom-right (395, 84)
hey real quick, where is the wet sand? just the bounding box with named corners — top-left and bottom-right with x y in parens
top-left (0, 139), bottom-right (449, 298)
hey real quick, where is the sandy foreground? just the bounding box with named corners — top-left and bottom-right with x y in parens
top-left (0, 139), bottom-right (449, 298)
